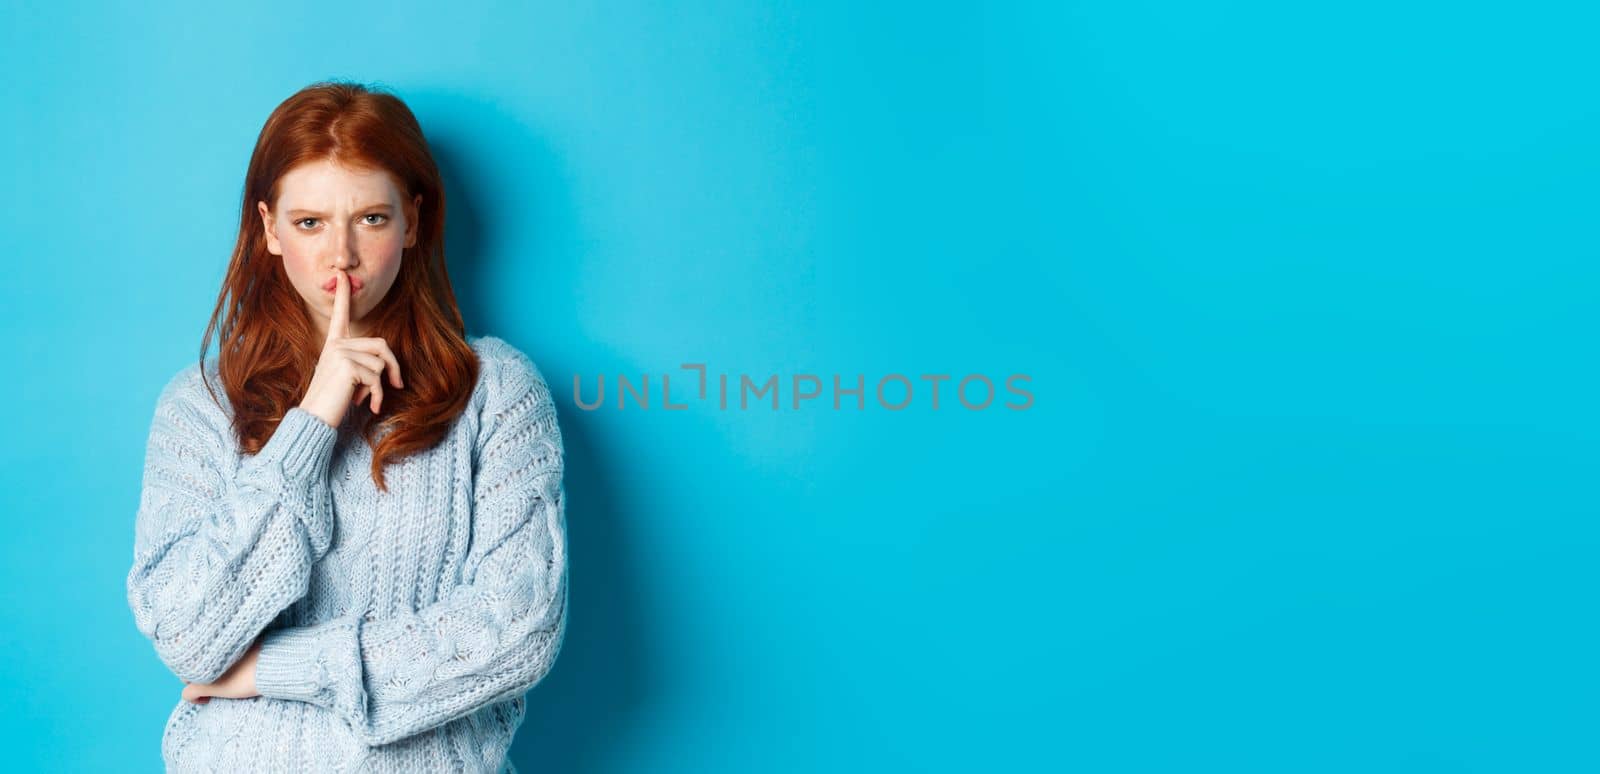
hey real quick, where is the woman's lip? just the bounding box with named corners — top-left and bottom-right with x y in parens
top-left (321, 276), bottom-right (365, 292)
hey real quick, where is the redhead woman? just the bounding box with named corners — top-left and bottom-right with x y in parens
top-left (125, 80), bottom-right (567, 773)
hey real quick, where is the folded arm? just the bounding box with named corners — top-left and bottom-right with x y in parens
top-left (254, 351), bottom-right (569, 747)
top-left (127, 368), bottom-right (339, 685)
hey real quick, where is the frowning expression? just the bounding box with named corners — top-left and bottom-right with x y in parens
top-left (258, 158), bottom-right (421, 338)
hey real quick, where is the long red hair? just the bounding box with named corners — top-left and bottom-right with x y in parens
top-left (199, 79), bottom-right (479, 492)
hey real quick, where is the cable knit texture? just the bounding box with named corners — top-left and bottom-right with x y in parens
top-left (127, 335), bottom-right (567, 773)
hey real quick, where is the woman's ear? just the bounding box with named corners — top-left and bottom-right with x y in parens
top-left (404, 193), bottom-right (422, 248)
top-left (257, 200), bottom-right (282, 256)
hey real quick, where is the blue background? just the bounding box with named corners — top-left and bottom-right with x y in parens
top-left (2, 1), bottom-right (1595, 771)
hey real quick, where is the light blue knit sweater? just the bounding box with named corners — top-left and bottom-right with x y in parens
top-left (127, 335), bottom-right (567, 773)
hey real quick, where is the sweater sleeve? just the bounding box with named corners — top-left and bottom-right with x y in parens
top-left (126, 368), bottom-right (340, 685)
top-left (253, 349), bottom-right (569, 748)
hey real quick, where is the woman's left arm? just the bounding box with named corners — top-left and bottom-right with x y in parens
top-left (251, 351), bottom-right (568, 747)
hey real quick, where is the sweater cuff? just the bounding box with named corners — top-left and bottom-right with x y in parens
top-left (255, 407), bottom-right (339, 482)
top-left (255, 626), bottom-right (334, 705)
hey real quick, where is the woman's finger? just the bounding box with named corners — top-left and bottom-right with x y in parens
top-left (336, 345), bottom-right (387, 376)
top-left (342, 337), bottom-right (404, 389)
top-left (368, 372), bottom-right (384, 414)
top-left (344, 359), bottom-right (380, 404)
top-left (326, 269), bottom-right (350, 344)
top-left (376, 341), bottom-right (403, 389)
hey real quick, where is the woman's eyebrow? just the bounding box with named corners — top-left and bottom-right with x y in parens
top-left (284, 203), bottom-right (394, 217)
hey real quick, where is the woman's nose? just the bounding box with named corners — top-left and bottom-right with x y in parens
top-left (329, 238), bottom-right (358, 269)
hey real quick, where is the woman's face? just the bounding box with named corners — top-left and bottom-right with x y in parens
top-left (258, 158), bottom-right (421, 338)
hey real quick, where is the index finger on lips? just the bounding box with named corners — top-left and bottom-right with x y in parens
top-left (327, 269), bottom-right (350, 344)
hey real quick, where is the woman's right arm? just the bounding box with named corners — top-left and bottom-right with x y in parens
top-left (126, 366), bottom-right (340, 686)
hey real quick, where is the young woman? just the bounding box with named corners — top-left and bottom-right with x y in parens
top-left (125, 80), bottom-right (567, 773)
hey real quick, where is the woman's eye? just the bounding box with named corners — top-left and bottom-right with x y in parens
top-left (363, 214), bottom-right (388, 225)
top-left (296, 218), bottom-right (319, 229)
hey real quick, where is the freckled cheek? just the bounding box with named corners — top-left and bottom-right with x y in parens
top-left (366, 237), bottom-right (405, 284)
top-left (355, 233), bottom-right (398, 260)
top-left (371, 233), bottom-right (404, 257)
top-left (280, 249), bottom-right (321, 291)
top-left (279, 235), bottom-right (398, 289)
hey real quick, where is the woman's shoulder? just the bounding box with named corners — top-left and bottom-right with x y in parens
top-left (155, 356), bottom-right (226, 415)
top-left (467, 335), bottom-right (553, 406)
top-left (148, 356), bottom-right (233, 450)
top-left (467, 334), bottom-right (523, 368)
top-left (466, 335), bottom-right (560, 442)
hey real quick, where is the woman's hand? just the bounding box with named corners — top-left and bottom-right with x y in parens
top-left (298, 267), bottom-right (405, 428)
top-left (181, 638), bottom-right (263, 705)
